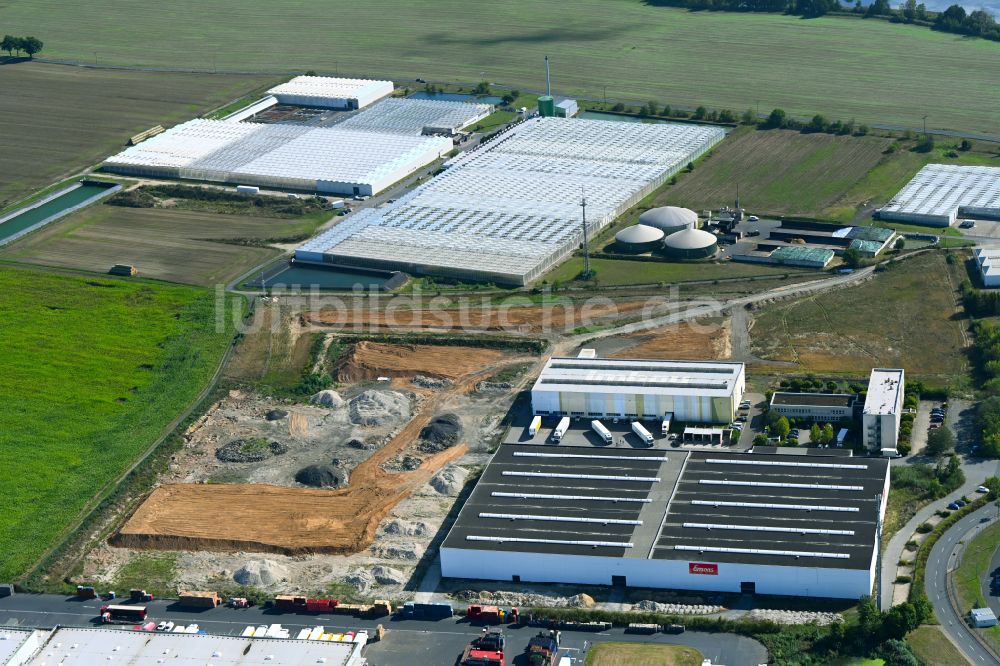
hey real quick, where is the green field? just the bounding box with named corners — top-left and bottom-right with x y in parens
top-left (906, 625), bottom-right (970, 666)
top-left (1, 197), bottom-right (330, 286)
top-left (2, 2), bottom-right (999, 134)
top-left (585, 642), bottom-right (703, 666)
top-left (545, 256), bottom-right (808, 287)
top-left (750, 252), bottom-right (968, 381)
top-left (0, 62), bottom-right (273, 209)
top-left (0, 267), bottom-right (237, 580)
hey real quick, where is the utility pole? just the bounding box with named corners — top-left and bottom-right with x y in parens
top-left (545, 56), bottom-right (551, 97)
top-left (580, 189), bottom-right (592, 280)
top-left (922, 115), bottom-right (928, 134)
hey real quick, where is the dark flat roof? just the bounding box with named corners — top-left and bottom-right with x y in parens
top-left (443, 445), bottom-right (888, 571)
top-left (771, 392), bottom-right (855, 408)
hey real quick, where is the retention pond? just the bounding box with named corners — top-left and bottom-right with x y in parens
top-left (0, 181), bottom-right (120, 246)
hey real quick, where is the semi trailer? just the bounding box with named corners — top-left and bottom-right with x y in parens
top-left (591, 420), bottom-right (612, 444)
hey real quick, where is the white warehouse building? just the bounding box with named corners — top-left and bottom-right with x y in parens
top-left (103, 119), bottom-right (452, 197)
top-left (975, 247), bottom-right (1000, 288)
top-left (441, 446), bottom-right (890, 600)
top-left (266, 75), bottom-right (393, 109)
top-left (862, 368), bottom-right (905, 455)
top-left (878, 164), bottom-right (1000, 227)
top-left (530, 356), bottom-right (745, 424)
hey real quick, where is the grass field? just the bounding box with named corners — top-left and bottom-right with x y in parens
top-left (952, 517), bottom-right (1000, 656)
top-left (545, 256), bottom-right (807, 287)
top-left (1, 2), bottom-right (999, 135)
top-left (750, 252), bottom-right (968, 381)
top-left (584, 642), bottom-right (703, 666)
top-left (0, 267), bottom-right (237, 580)
top-left (906, 625), bottom-right (970, 666)
top-left (0, 61), bottom-right (273, 209)
top-left (659, 128), bottom-right (1000, 222)
top-left (0, 203), bottom-right (329, 286)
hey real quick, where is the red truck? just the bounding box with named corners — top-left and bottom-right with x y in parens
top-left (525, 630), bottom-right (560, 666)
top-left (468, 605), bottom-right (519, 625)
top-left (460, 646), bottom-right (504, 666)
top-left (100, 604), bottom-right (147, 624)
top-left (273, 595), bottom-right (340, 612)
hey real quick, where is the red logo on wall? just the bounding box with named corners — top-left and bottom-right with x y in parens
top-left (689, 562), bottom-right (718, 575)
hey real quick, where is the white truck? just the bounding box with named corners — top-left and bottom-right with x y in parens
top-left (528, 415), bottom-right (542, 437)
top-left (632, 421), bottom-right (654, 445)
top-left (591, 419), bottom-right (612, 444)
top-left (552, 416), bottom-right (570, 443)
top-left (661, 412), bottom-right (673, 436)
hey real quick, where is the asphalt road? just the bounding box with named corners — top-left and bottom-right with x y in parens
top-left (0, 593), bottom-right (768, 666)
top-left (926, 503), bottom-right (1000, 666)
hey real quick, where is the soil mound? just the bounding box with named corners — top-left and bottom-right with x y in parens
top-left (233, 558), bottom-right (288, 587)
top-left (310, 389), bottom-right (344, 408)
top-left (295, 464), bottom-right (344, 488)
top-left (216, 438), bottom-right (287, 463)
top-left (372, 565), bottom-right (406, 585)
top-left (430, 466), bottom-right (469, 495)
top-left (346, 569), bottom-right (375, 592)
top-left (349, 390), bottom-right (410, 426)
top-left (265, 409), bottom-right (288, 421)
top-left (384, 519), bottom-right (429, 537)
top-left (419, 413), bottom-right (462, 452)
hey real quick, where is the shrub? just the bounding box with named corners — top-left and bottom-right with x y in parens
top-left (894, 575), bottom-right (912, 584)
top-left (915, 522), bottom-right (932, 534)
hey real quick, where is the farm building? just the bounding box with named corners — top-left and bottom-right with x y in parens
top-left (11, 627), bottom-right (368, 665)
top-left (530, 356), bottom-right (745, 424)
top-left (878, 164), bottom-right (1000, 227)
top-left (334, 97), bottom-right (493, 136)
top-left (769, 392), bottom-right (856, 422)
top-left (266, 75), bottom-right (393, 109)
top-left (103, 120), bottom-right (452, 197)
top-left (295, 117), bottom-right (724, 285)
top-left (974, 247), bottom-right (1000, 288)
top-left (662, 227), bottom-right (718, 260)
top-left (614, 224), bottom-right (665, 253)
top-left (639, 206), bottom-right (698, 235)
top-left (862, 368), bottom-right (905, 455)
top-left (441, 445), bottom-right (890, 600)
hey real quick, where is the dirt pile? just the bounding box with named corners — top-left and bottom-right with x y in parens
top-left (216, 438), bottom-right (288, 463)
top-left (234, 558), bottom-right (289, 586)
top-left (746, 609), bottom-right (842, 625)
top-left (382, 455), bottom-right (422, 473)
top-left (310, 390), bottom-right (344, 408)
top-left (633, 600), bottom-right (724, 615)
top-left (265, 409), bottom-right (288, 421)
top-left (346, 569), bottom-right (375, 592)
top-left (372, 542), bottom-right (424, 561)
top-left (372, 565), bottom-right (407, 585)
top-left (412, 375), bottom-right (452, 389)
top-left (334, 341), bottom-right (504, 382)
top-left (430, 466), bottom-right (469, 495)
top-left (419, 413), bottom-right (462, 452)
top-left (349, 390), bottom-right (411, 426)
top-left (295, 464), bottom-right (344, 488)
top-left (383, 519), bottom-right (429, 537)
top-left (475, 381), bottom-right (512, 394)
top-left (568, 593), bottom-right (595, 608)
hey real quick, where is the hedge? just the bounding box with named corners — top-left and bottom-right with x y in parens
top-left (330, 331), bottom-right (548, 355)
top-left (909, 494), bottom-right (990, 602)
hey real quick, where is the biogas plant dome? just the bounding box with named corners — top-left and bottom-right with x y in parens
top-left (614, 224), bottom-right (665, 253)
top-left (638, 206), bottom-right (698, 234)
top-left (663, 227), bottom-right (718, 260)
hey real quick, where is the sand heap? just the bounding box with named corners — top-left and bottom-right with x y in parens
top-left (233, 558), bottom-right (289, 587)
top-left (349, 390), bottom-right (410, 426)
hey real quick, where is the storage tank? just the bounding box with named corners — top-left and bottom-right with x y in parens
top-left (537, 96), bottom-right (555, 117)
top-left (663, 228), bottom-right (718, 260)
top-left (639, 206), bottom-right (698, 235)
top-left (614, 224), bottom-right (665, 254)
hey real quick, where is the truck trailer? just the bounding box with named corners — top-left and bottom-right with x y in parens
top-left (178, 591), bottom-right (221, 608)
top-left (591, 419), bottom-right (612, 444)
top-left (528, 415), bottom-right (541, 437)
top-left (631, 421), bottom-right (653, 445)
top-left (100, 604), bottom-right (147, 624)
top-left (551, 417), bottom-right (570, 443)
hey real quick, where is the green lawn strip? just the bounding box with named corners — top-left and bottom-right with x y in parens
top-left (109, 552), bottom-right (179, 599)
top-left (545, 256), bottom-right (802, 287)
top-left (584, 642), bottom-right (703, 666)
top-left (0, 267), bottom-right (238, 580)
top-left (912, 495), bottom-right (990, 605)
top-left (906, 625), bottom-right (970, 666)
top-left (953, 515), bottom-right (1000, 656)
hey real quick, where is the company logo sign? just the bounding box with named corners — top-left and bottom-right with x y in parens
top-left (689, 562), bottom-right (718, 575)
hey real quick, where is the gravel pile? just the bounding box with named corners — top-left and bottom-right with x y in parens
top-left (746, 609), bottom-right (842, 625)
top-left (633, 600), bottom-right (724, 615)
top-left (216, 438), bottom-right (287, 463)
top-left (295, 464), bottom-right (345, 488)
top-left (349, 390), bottom-right (410, 426)
top-left (383, 455), bottom-right (422, 472)
top-left (372, 565), bottom-right (407, 585)
top-left (346, 569), bottom-right (375, 592)
top-left (310, 390), bottom-right (344, 408)
top-left (412, 375), bottom-right (452, 389)
top-left (430, 466), bottom-right (468, 495)
top-left (384, 519), bottom-right (429, 537)
top-left (265, 409), bottom-right (288, 421)
top-left (233, 559), bottom-right (288, 587)
top-left (373, 542), bottom-right (424, 561)
top-left (567, 593), bottom-right (595, 608)
top-left (419, 413), bottom-right (462, 452)
top-left (475, 381), bottom-right (512, 394)
top-left (454, 589), bottom-right (578, 607)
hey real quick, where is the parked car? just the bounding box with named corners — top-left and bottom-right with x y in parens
top-left (960, 219), bottom-right (976, 229)
top-left (978, 486), bottom-right (991, 493)
top-left (948, 502), bottom-right (961, 510)
top-left (957, 499), bottom-right (968, 507)
top-left (736, 415), bottom-right (747, 422)
top-left (748, 215), bottom-right (760, 222)
top-left (157, 621), bottom-right (174, 632)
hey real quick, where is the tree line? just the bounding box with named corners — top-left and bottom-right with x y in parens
top-left (647, 0), bottom-right (1000, 41)
top-left (1, 35), bottom-right (43, 58)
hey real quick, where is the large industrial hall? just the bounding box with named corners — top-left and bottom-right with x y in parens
top-left (440, 445), bottom-right (890, 599)
top-left (295, 117), bottom-right (725, 285)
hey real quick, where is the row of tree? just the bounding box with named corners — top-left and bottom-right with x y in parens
top-left (647, 0), bottom-right (999, 41)
top-left (1, 35), bottom-right (43, 58)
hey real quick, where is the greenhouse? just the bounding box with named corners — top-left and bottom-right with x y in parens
top-left (335, 97), bottom-right (493, 135)
top-left (296, 117), bottom-right (725, 285)
top-left (879, 164), bottom-right (1000, 227)
top-left (266, 75), bottom-right (393, 109)
top-left (103, 119), bottom-right (452, 196)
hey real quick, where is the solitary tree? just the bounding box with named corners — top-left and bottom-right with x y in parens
top-left (775, 416), bottom-right (791, 439)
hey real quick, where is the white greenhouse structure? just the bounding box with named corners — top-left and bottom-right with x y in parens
top-left (103, 119), bottom-right (452, 196)
top-left (295, 117), bottom-right (725, 285)
top-left (878, 164), bottom-right (1000, 227)
top-left (335, 97), bottom-right (493, 135)
top-left (266, 75), bottom-right (393, 109)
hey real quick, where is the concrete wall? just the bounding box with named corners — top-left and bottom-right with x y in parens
top-left (441, 547), bottom-right (872, 599)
